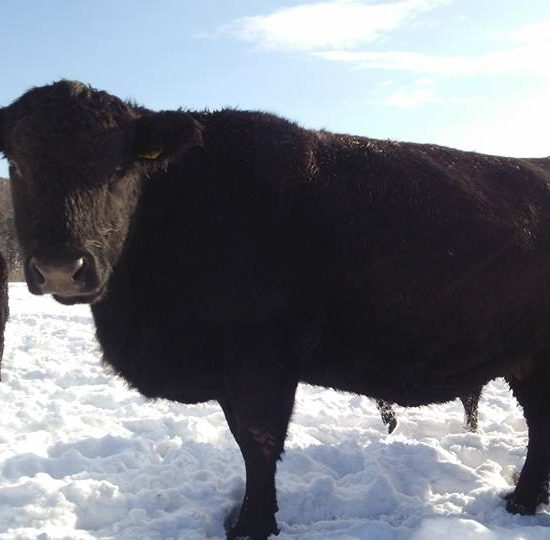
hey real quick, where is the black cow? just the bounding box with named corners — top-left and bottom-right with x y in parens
top-left (0, 252), bottom-right (8, 379)
top-left (1, 80), bottom-right (550, 539)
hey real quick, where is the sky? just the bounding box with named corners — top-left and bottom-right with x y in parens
top-left (1, 0), bottom-right (550, 178)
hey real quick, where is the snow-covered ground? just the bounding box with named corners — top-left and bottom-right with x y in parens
top-left (0, 283), bottom-right (549, 539)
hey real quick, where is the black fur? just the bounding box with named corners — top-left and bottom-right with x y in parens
top-left (3, 80), bottom-right (550, 538)
top-left (0, 104), bottom-right (9, 381)
top-left (0, 253), bottom-right (8, 380)
top-left (0, 107), bottom-right (4, 152)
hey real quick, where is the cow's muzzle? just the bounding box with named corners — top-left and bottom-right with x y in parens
top-left (27, 252), bottom-right (101, 301)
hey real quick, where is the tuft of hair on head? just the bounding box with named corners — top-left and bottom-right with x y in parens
top-left (54, 79), bottom-right (90, 95)
top-left (68, 81), bottom-right (89, 95)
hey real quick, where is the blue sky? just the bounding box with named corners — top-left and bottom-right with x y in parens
top-left (1, 0), bottom-right (550, 178)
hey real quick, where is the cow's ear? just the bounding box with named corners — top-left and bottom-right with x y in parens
top-left (133, 111), bottom-right (203, 162)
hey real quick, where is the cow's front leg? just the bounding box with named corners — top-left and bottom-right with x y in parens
top-left (220, 326), bottom-right (299, 540)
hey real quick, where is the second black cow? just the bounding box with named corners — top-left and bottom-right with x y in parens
top-left (1, 81), bottom-right (550, 539)
top-left (0, 252), bottom-right (8, 379)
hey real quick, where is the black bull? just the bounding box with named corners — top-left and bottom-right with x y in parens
top-left (2, 80), bottom-right (550, 538)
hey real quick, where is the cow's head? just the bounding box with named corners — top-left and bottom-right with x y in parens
top-left (0, 80), bottom-right (202, 304)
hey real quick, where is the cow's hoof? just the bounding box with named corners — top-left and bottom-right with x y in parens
top-left (226, 519), bottom-right (279, 540)
top-left (504, 490), bottom-right (546, 515)
top-left (226, 525), bottom-right (279, 540)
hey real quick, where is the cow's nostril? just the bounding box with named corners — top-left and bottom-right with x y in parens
top-left (29, 257), bottom-right (47, 286)
top-left (27, 255), bottom-right (93, 295)
top-left (71, 257), bottom-right (86, 283)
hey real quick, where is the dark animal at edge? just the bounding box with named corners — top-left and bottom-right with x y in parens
top-left (1, 81), bottom-right (550, 539)
top-left (0, 253), bottom-right (8, 379)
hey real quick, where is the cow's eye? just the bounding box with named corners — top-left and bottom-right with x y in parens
top-left (114, 165), bottom-right (127, 178)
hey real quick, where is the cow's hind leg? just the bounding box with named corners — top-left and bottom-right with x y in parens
top-left (220, 327), bottom-right (299, 540)
top-left (376, 399), bottom-right (398, 434)
top-left (459, 386), bottom-right (482, 432)
top-left (505, 365), bottom-right (550, 514)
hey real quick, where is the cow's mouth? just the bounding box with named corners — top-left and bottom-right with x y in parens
top-left (52, 285), bottom-right (106, 305)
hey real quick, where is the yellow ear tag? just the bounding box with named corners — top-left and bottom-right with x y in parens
top-left (138, 148), bottom-right (163, 160)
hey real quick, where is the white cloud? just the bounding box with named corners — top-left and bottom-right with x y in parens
top-left (383, 78), bottom-right (441, 108)
top-left (510, 19), bottom-right (550, 46)
top-left (316, 40), bottom-right (550, 77)
top-left (384, 87), bottom-right (439, 108)
top-left (222, 2), bottom-right (550, 79)
top-left (318, 49), bottom-right (462, 74)
top-left (447, 92), bottom-right (550, 158)
top-left (223, 0), bottom-right (450, 51)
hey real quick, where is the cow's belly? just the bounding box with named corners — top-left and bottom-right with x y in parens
top-left (301, 348), bottom-right (515, 406)
top-left (301, 299), bottom-right (548, 405)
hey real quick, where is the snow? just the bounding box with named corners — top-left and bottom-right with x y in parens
top-left (0, 283), bottom-right (549, 539)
